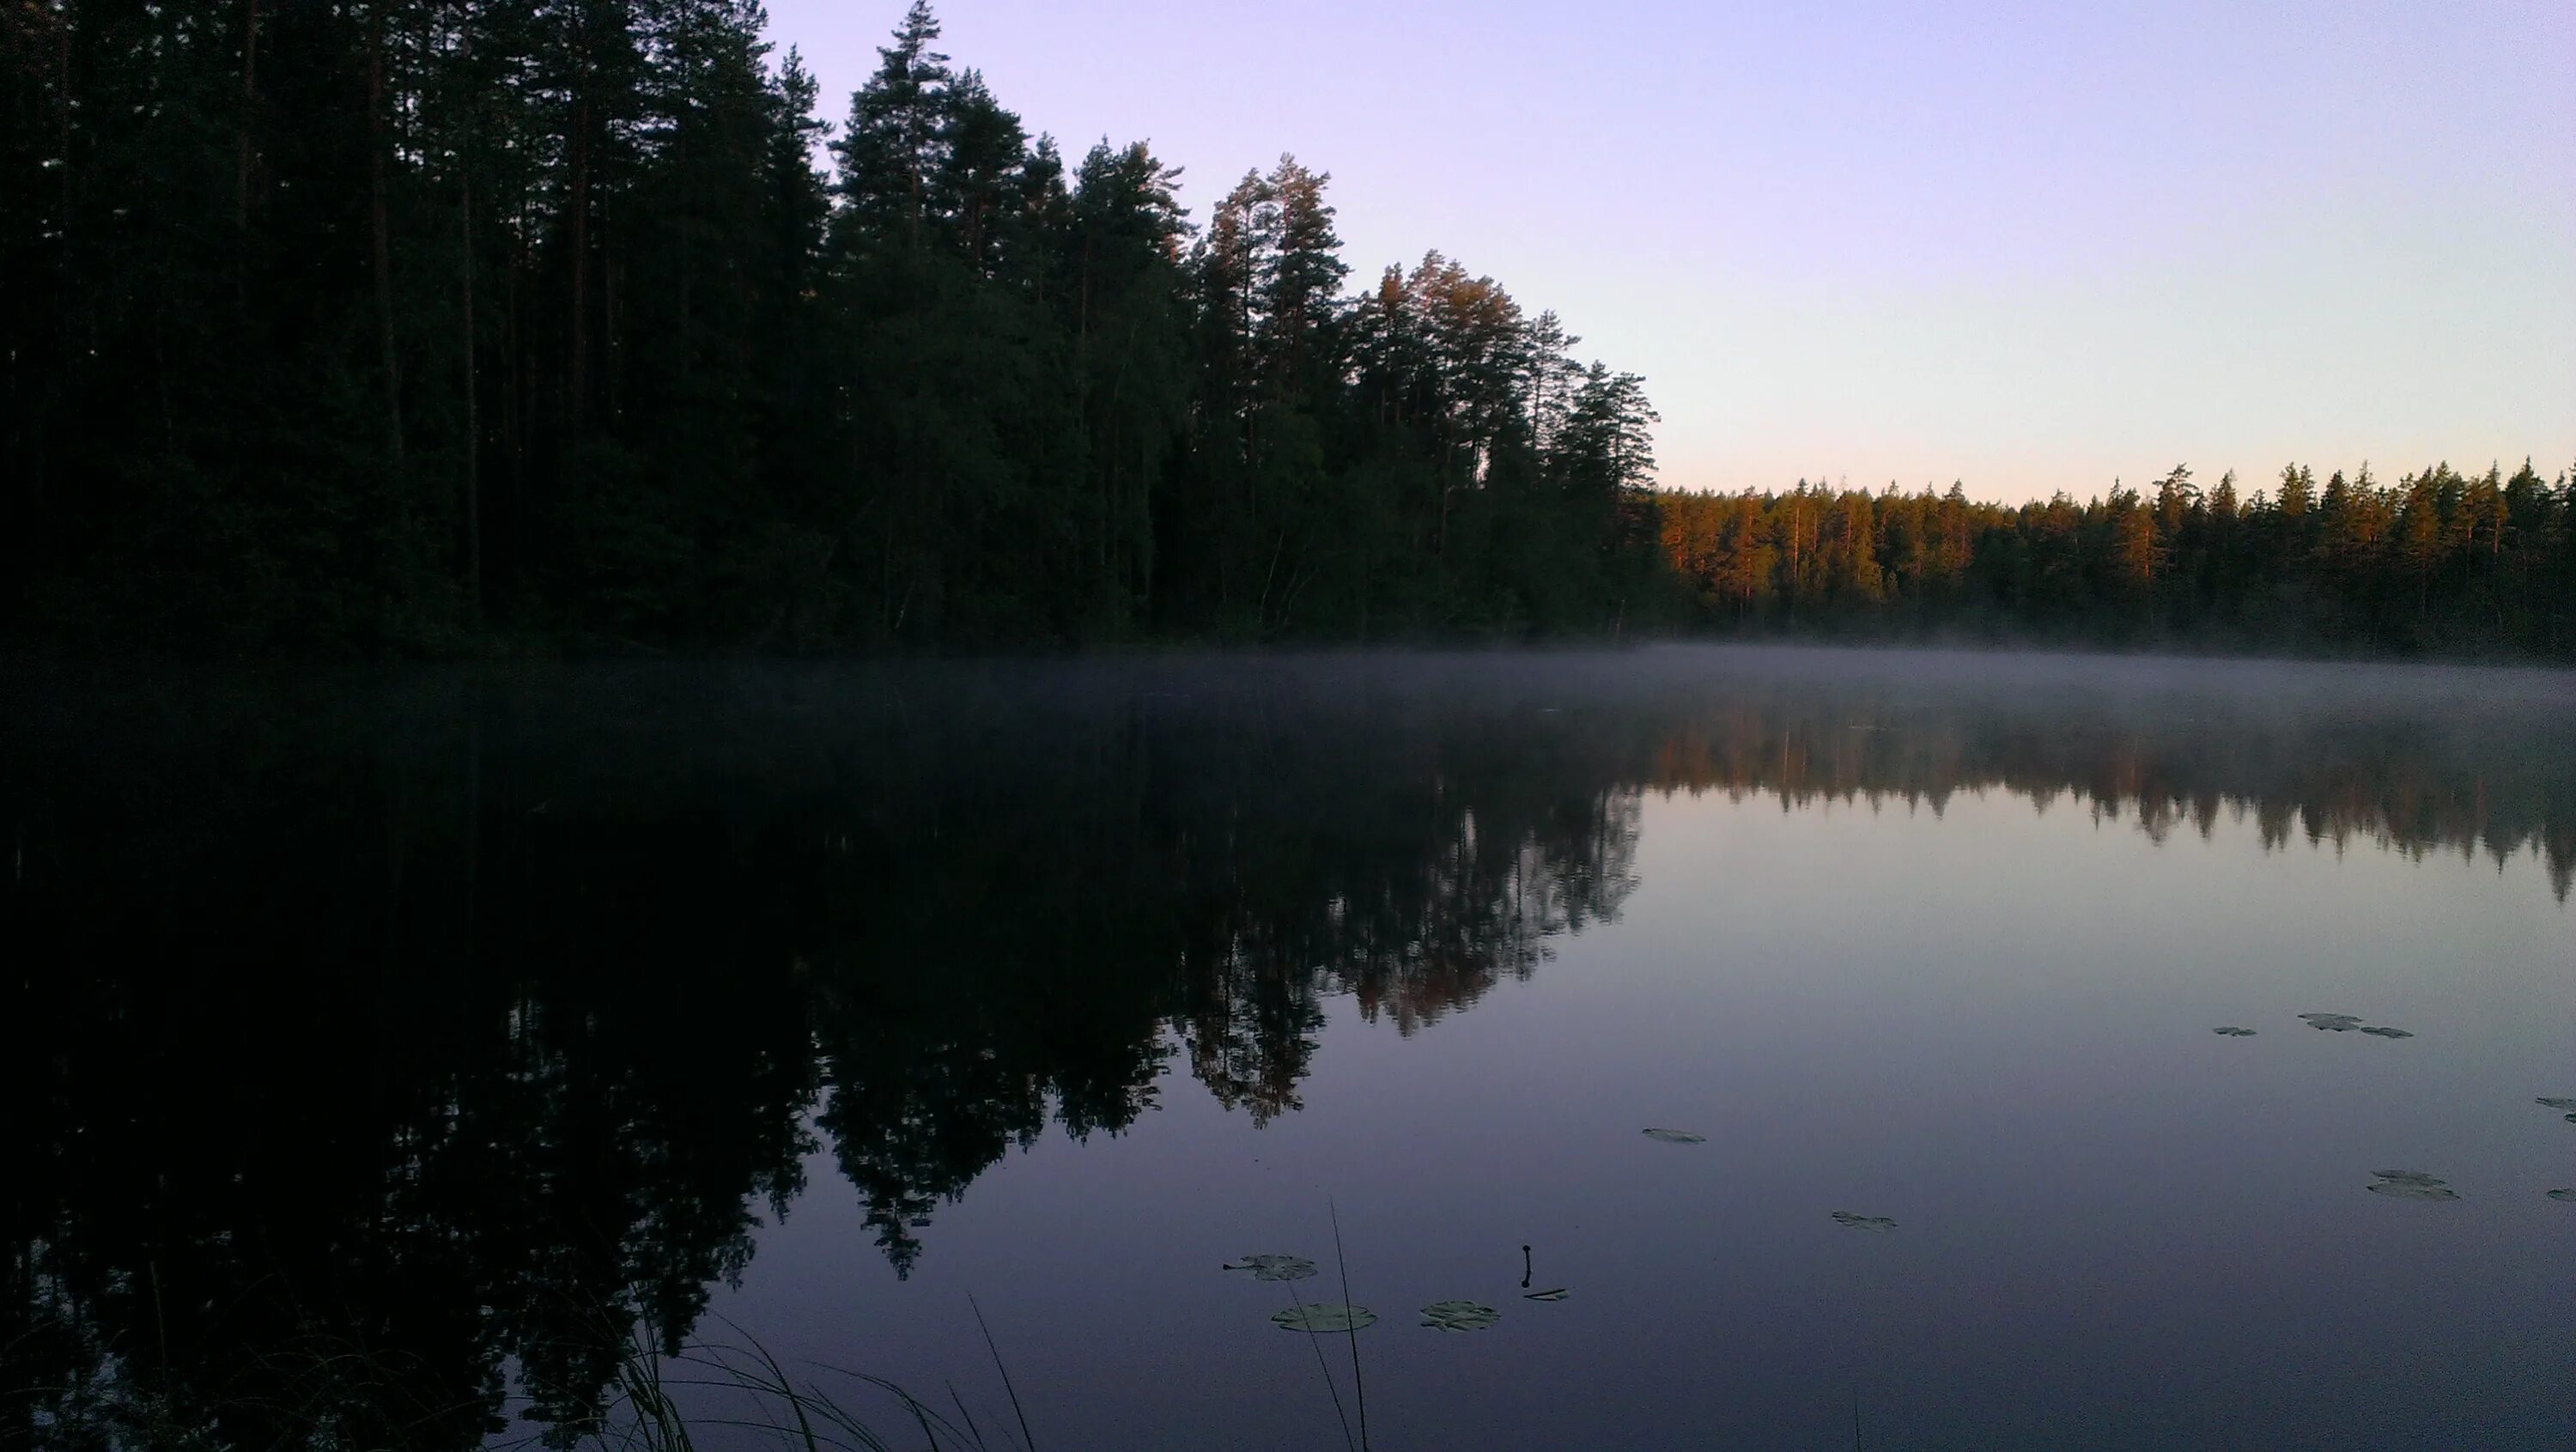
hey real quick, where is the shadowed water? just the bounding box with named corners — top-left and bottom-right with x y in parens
top-left (7, 647), bottom-right (2573, 1450)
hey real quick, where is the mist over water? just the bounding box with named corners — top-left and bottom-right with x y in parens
top-left (8, 647), bottom-right (2572, 1449)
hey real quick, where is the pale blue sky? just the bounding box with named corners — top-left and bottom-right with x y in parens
top-left (763, 0), bottom-right (2575, 502)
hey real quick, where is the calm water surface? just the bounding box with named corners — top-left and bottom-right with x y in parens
top-left (9, 647), bottom-right (2573, 1450)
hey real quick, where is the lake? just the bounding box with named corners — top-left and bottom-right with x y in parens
top-left (9, 647), bottom-right (2573, 1450)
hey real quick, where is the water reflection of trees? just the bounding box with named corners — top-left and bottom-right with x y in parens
top-left (1641, 677), bottom-right (2573, 899)
top-left (6, 654), bottom-right (2567, 1448)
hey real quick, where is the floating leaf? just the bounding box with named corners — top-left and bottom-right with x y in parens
top-left (1419, 1300), bottom-right (1502, 1333)
top-left (1522, 1287), bottom-right (1570, 1302)
top-left (2366, 1181), bottom-right (2460, 1200)
top-left (2358, 1025), bottom-right (2413, 1039)
top-left (1272, 1303), bottom-right (1376, 1334)
top-left (2212, 1026), bottom-right (2257, 1036)
top-left (2299, 1013), bottom-right (2362, 1031)
top-left (1830, 1211), bottom-right (1897, 1232)
top-left (1223, 1254), bottom-right (1317, 1283)
top-left (1641, 1127), bottom-right (1706, 1144)
top-left (2369, 1169), bottom-right (2446, 1187)
top-left (2546, 1189), bottom-right (2575, 1202)
top-left (2537, 1097), bottom-right (2576, 1111)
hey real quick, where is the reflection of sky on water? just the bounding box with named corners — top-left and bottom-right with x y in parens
top-left (9, 649), bottom-right (2570, 1451)
top-left (714, 760), bottom-right (2573, 1451)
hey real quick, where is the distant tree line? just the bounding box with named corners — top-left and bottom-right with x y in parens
top-left (1, 0), bottom-right (1661, 653)
top-left (1660, 461), bottom-right (2576, 656)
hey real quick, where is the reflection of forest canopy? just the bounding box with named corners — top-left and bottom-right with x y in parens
top-left (1641, 678), bottom-right (2574, 900)
top-left (3, 665), bottom-right (1644, 1445)
top-left (6, 655), bottom-right (2568, 1447)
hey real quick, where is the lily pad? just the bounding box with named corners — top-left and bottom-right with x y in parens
top-left (2365, 1180), bottom-right (2460, 1200)
top-left (1271, 1303), bottom-right (1376, 1334)
top-left (1641, 1127), bottom-right (1707, 1144)
top-left (2212, 1026), bottom-right (2257, 1036)
top-left (1830, 1211), bottom-right (1897, 1232)
top-left (2537, 1097), bottom-right (2576, 1111)
top-left (1522, 1287), bottom-right (1571, 1302)
top-left (2358, 1025), bottom-right (2414, 1039)
top-left (1223, 1254), bottom-right (1317, 1283)
top-left (2366, 1172), bottom-right (2458, 1201)
top-left (2298, 1013), bottom-right (2362, 1031)
top-left (2546, 1189), bottom-right (2575, 1202)
top-left (1419, 1300), bottom-right (1502, 1333)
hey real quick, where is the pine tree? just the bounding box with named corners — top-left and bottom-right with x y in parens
top-left (829, 0), bottom-right (948, 257)
top-left (1256, 155), bottom-right (1346, 399)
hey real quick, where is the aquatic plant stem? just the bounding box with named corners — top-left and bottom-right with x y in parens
top-left (147, 1258), bottom-right (171, 1373)
top-left (969, 1292), bottom-right (1036, 1452)
top-left (729, 1325), bottom-right (823, 1452)
top-left (946, 1379), bottom-right (987, 1452)
top-left (1282, 1278), bottom-right (1358, 1452)
top-left (1329, 1200), bottom-right (1369, 1452)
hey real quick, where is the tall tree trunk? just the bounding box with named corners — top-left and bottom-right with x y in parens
top-left (368, 3), bottom-right (404, 466)
top-left (461, 168), bottom-right (481, 621)
top-left (234, 0), bottom-right (258, 303)
top-left (603, 237), bottom-right (620, 430)
top-left (568, 92), bottom-right (591, 435)
top-left (506, 230), bottom-right (522, 476)
top-left (458, 12), bottom-right (480, 622)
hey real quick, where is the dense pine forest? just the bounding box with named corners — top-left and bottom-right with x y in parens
top-left (1662, 464), bottom-right (2576, 656)
top-left (2, 0), bottom-right (1660, 653)
top-left (4, 1), bottom-right (2569, 658)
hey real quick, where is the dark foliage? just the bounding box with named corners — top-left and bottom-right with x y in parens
top-left (3, 3), bottom-right (2561, 659)
top-left (1, 1), bottom-right (1659, 654)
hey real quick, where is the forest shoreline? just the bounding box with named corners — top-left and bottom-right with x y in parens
top-left (9, 3), bottom-right (2565, 662)
top-left (8, 624), bottom-right (2573, 673)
